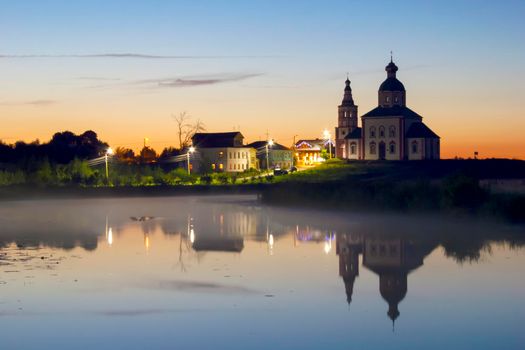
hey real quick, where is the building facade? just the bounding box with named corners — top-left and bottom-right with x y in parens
top-left (294, 138), bottom-right (335, 166)
top-left (191, 132), bottom-right (258, 173)
top-left (335, 59), bottom-right (440, 161)
top-left (246, 141), bottom-right (294, 170)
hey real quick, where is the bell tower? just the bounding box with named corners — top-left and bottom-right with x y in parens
top-left (335, 77), bottom-right (358, 158)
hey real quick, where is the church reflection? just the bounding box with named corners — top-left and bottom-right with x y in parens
top-left (337, 232), bottom-right (435, 325)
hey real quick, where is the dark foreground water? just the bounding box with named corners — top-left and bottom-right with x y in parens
top-left (0, 195), bottom-right (523, 350)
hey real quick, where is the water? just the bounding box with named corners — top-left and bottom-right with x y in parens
top-left (0, 195), bottom-right (523, 350)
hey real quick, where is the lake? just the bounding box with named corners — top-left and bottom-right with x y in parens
top-left (0, 195), bottom-right (523, 349)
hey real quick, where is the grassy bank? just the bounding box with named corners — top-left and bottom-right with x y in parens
top-left (260, 159), bottom-right (525, 222)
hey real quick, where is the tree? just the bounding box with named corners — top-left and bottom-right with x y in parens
top-left (172, 111), bottom-right (206, 149)
top-left (139, 146), bottom-right (158, 164)
top-left (115, 147), bottom-right (136, 163)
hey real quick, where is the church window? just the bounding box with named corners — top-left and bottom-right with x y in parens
top-left (394, 97), bottom-right (399, 103)
top-left (412, 141), bottom-right (418, 154)
top-left (389, 142), bottom-right (396, 154)
top-left (350, 143), bottom-right (356, 155)
top-left (370, 127), bottom-right (376, 138)
top-left (370, 142), bottom-right (376, 155)
top-left (386, 96), bottom-right (390, 103)
top-left (379, 126), bottom-right (385, 138)
top-left (389, 126), bottom-right (396, 137)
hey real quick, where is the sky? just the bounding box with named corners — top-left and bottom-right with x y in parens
top-left (1, 0), bottom-right (524, 159)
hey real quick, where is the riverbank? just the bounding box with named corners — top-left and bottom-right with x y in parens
top-left (1, 159), bottom-right (524, 223)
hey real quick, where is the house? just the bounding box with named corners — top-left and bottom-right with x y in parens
top-left (294, 138), bottom-right (335, 166)
top-left (246, 141), bottom-right (294, 170)
top-left (190, 132), bottom-right (257, 173)
top-left (335, 59), bottom-right (440, 160)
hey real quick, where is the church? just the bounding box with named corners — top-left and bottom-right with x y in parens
top-left (335, 59), bottom-right (440, 160)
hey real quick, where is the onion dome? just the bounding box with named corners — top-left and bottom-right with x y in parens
top-left (379, 60), bottom-right (405, 92)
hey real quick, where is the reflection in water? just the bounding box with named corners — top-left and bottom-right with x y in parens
top-left (337, 233), bottom-right (434, 325)
top-left (0, 195), bottom-right (524, 340)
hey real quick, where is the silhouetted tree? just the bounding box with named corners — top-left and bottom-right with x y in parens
top-left (172, 111), bottom-right (206, 149)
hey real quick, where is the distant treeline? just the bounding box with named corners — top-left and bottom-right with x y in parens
top-left (0, 130), bottom-right (268, 186)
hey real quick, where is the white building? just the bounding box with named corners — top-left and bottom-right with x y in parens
top-left (191, 132), bottom-right (258, 173)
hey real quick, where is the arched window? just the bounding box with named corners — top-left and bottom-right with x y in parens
top-left (411, 141), bottom-right (418, 154)
top-left (389, 126), bottom-right (396, 138)
top-left (370, 142), bottom-right (376, 155)
top-left (389, 142), bottom-right (396, 154)
top-left (386, 96), bottom-right (390, 103)
top-left (350, 142), bottom-right (357, 155)
top-left (379, 126), bottom-right (385, 138)
top-left (370, 127), bottom-right (376, 138)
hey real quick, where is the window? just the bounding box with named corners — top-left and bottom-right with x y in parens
top-left (386, 96), bottom-right (390, 103)
top-left (379, 126), bottom-right (385, 138)
top-left (237, 152), bottom-right (240, 159)
top-left (389, 142), bottom-right (396, 154)
top-left (344, 111), bottom-right (347, 118)
top-left (350, 143), bottom-right (356, 155)
top-left (370, 127), bottom-right (376, 138)
top-left (229, 152), bottom-right (232, 158)
top-left (412, 141), bottom-right (418, 154)
top-left (394, 97), bottom-right (399, 103)
top-left (389, 126), bottom-right (396, 138)
top-left (219, 163), bottom-right (223, 170)
top-left (370, 142), bottom-right (376, 155)
top-left (212, 163), bottom-right (216, 170)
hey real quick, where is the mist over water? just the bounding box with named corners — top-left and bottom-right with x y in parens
top-left (0, 195), bottom-right (523, 350)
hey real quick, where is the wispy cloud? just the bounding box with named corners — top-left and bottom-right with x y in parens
top-left (0, 53), bottom-right (276, 60)
top-left (0, 99), bottom-right (57, 107)
top-left (142, 73), bottom-right (264, 88)
top-left (86, 73), bottom-right (263, 90)
top-left (75, 77), bottom-right (121, 81)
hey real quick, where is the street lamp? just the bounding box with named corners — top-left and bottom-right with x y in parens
top-left (187, 146), bottom-right (195, 175)
top-left (323, 129), bottom-right (332, 159)
top-left (105, 147), bottom-right (114, 180)
top-left (266, 139), bottom-right (274, 171)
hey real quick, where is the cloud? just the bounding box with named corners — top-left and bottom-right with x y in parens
top-left (0, 53), bottom-right (276, 60)
top-left (0, 100), bottom-right (57, 107)
top-left (75, 77), bottom-right (121, 81)
top-left (139, 73), bottom-right (264, 88)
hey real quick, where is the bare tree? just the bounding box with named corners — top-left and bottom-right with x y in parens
top-left (172, 111), bottom-right (206, 149)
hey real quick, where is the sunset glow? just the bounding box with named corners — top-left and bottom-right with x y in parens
top-left (1, 1), bottom-right (524, 159)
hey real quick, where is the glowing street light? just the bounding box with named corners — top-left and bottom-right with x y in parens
top-left (105, 147), bottom-right (114, 180)
top-left (266, 139), bottom-right (274, 171)
top-left (187, 146), bottom-right (195, 175)
top-left (323, 129), bottom-right (332, 159)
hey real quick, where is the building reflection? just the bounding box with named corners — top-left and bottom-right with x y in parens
top-left (336, 233), bottom-right (434, 325)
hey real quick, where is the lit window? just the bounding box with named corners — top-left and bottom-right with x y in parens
top-left (212, 163), bottom-right (216, 170)
top-left (219, 163), bottom-right (223, 170)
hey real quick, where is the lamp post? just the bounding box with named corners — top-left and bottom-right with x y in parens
top-left (292, 135), bottom-right (298, 168)
top-left (105, 147), bottom-right (114, 180)
top-left (323, 129), bottom-right (332, 159)
top-left (187, 146), bottom-right (195, 175)
top-left (265, 139), bottom-right (274, 172)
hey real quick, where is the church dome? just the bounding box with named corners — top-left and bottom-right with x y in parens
top-left (379, 60), bottom-right (405, 92)
top-left (379, 77), bottom-right (405, 92)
